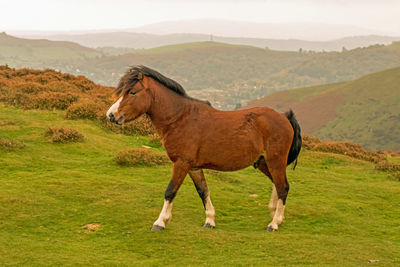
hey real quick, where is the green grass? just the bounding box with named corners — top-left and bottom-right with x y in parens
top-left (0, 104), bottom-right (399, 266)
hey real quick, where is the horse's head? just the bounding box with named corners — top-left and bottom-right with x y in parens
top-left (107, 68), bottom-right (153, 125)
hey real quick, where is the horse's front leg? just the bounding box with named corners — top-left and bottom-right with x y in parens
top-left (188, 169), bottom-right (215, 228)
top-left (152, 160), bottom-right (190, 231)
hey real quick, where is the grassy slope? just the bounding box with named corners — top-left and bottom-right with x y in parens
top-left (0, 33), bottom-right (102, 67)
top-left (247, 67), bottom-right (400, 151)
top-left (0, 104), bottom-right (399, 266)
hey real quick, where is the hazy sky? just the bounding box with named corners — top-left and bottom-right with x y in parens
top-left (1, 0), bottom-right (399, 35)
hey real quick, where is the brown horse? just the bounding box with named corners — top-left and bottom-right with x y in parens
top-left (107, 65), bottom-right (301, 231)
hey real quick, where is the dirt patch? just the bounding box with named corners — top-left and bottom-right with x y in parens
top-left (82, 223), bottom-right (101, 233)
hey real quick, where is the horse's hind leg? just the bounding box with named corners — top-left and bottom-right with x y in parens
top-left (267, 156), bottom-right (289, 231)
top-left (257, 158), bottom-right (278, 217)
top-left (152, 160), bottom-right (190, 231)
top-left (188, 169), bottom-right (215, 228)
top-left (261, 156), bottom-right (290, 232)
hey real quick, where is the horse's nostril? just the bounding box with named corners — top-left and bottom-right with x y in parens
top-left (109, 113), bottom-right (115, 122)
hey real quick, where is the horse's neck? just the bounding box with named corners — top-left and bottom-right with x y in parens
top-left (147, 83), bottom-right (191, 136)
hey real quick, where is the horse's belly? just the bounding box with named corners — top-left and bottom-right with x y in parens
top-left (197, 136), bottom-right (263, 171)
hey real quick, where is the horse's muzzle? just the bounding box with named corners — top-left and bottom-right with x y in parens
top-left (108, 113), bottom-right (123, 125)
top-left (108, 113), bottom-right (115, 123)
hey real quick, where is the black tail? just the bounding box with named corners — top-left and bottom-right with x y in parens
top-left (285, 110), bottom-right (302, 169)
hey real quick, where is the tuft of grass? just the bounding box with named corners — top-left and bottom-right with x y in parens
top-left (115, 147), bottom-right (169, 167)
top-left (0, 137), bottom-right (26, 152)
top-left (44, 127), bottom-right (84, 143)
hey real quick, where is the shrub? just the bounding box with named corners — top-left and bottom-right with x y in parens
top-left (45, 127), bottom-right (84, 143)
top-left (302, 135), bottom-right (321, 149)
top-left (303, 135), bottom-right (385, 163)
top-left (312, 141), bottom-right (385, 163)
top-left (100, 114), bottom-right (155, 136)
top-left (0, 137), bottom-right (26, 152)
top-left (0, 66), bottom-right (113, 112)
top-left (11, 91), bottom-right (78, 110)
top-left (115, 148), bottom-right (169, 166)
top-left (65, 99), bottom-right (105, 120)
top-left (376, 161), bottom-right (400, 180)
top-left (126, 115), bottom-right (155, 136)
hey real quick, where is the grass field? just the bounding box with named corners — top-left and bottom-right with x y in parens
top-left (0, 104), bottom-right (399, 266)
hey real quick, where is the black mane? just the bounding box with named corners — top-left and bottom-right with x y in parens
top-left (116, 65), bottom-right (210, 105)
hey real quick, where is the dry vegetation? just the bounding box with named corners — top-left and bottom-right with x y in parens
top-left (44, 127), bottom-right (84, 143)
top-left (0, 65), bottom-right (157, 137)
top-left (303, 135), bottom-right (400, 179)
top-left (0, 137), bottom-right (26, 152)
top-left (115, 148), bottom-right (169, 167)
top-left (0, 66), bottom-right (111, 110)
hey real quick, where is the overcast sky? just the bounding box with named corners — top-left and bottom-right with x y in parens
top-left (1, 0), bottom-right (399, 35)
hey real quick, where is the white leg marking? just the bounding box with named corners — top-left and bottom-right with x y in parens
top-left (268, 199), bottom-right (285, 231)
top-left (204, 195), bottom-right (216, 227)
top-left (106, 97), bottom-right (122, 117)
top-left (268, 185), bottom-right (278, 217)
top-left (153, 200), bottom-right (173, 228)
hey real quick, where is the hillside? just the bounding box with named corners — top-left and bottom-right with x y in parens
top-left (247, 67), bottom-right (400, 151)
top-left (0, 32), bottom-right (102, 69)
top-left (78, 41), bottom-right (400, 109)
top-left (3, 34), bottom-right (400, 109)
top-left (1, 101), bottom-right (399, 265)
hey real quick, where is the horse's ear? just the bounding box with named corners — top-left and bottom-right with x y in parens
top-left (137, 72), bottom-right (143, 80)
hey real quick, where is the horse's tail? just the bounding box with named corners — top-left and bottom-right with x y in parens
top-left (285, 109), bottom-right (302, 169)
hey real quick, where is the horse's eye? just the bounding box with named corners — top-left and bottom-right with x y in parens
top-left (130, 91), bottom-right (136, 95)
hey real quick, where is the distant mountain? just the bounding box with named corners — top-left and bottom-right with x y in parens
top-left (130, 19), bottom-right (388, 41)
top-left (246, 67), bottom-right (400, 151)
top-left (16, 31), bottom-right (400, 52)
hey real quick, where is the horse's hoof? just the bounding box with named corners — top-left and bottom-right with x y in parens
top-left (266, 226), bottom-right (277, 232)
top-left (203, 223), bottom-right (215, 229)
top-left (151, 225), bottom-right (165, 231)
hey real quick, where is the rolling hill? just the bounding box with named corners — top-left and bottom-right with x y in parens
top-left (247, 67), bottom-right (400, 151)
top-left (76, 41), bottom-right (400, 109)
top-left (3, 33), bottom-right (400, 109)
top-left (0, 32), bottom-right (102, 69)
